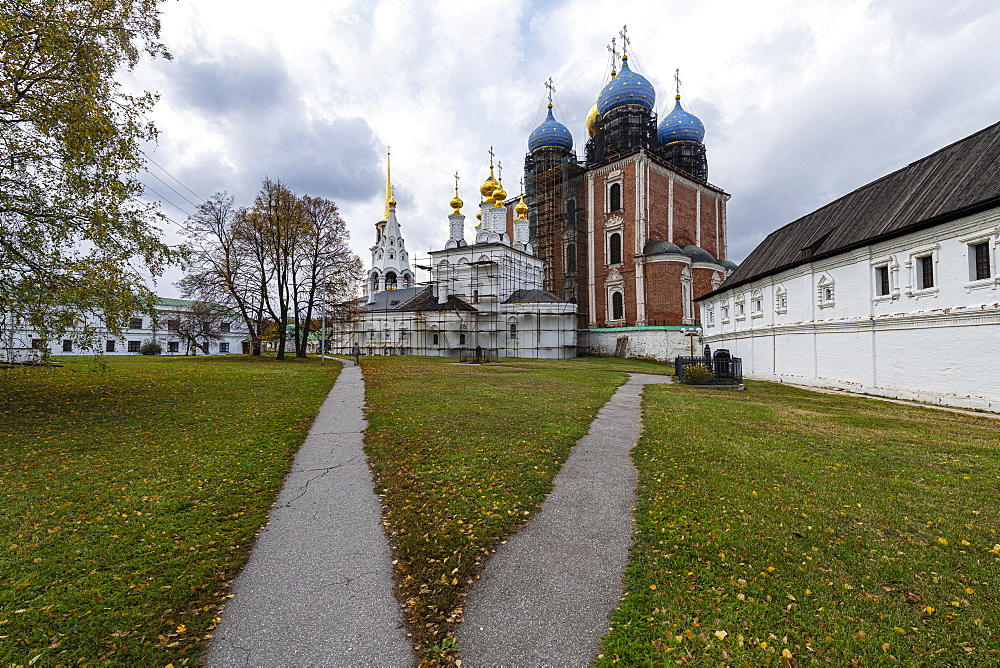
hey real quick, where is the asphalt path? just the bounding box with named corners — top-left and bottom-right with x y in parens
top-left (458, 372), bottom-right (673, 666)
top-left (206, 360), bottom-right (413, 667)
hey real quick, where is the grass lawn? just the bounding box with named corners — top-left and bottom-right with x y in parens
top-left (362, 355), bottom-right (670, 663)
top-left (598, 381), bottom-right (1000, 665)
top-left (0, 355), bottom-right (339, 666)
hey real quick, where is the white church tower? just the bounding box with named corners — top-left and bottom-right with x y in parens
top-left (367, 149), bottom-right (414, 302)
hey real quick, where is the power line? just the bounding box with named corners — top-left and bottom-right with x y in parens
top-left (140, 149), bottom-right (206, 203)
top-left (139, 182), bottom-right (193, 224)
top-left (142, 168), bottom-right (202, 210)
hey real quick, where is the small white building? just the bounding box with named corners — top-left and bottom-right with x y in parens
top-left (697, 122), bottom-right (1000, 412)
top-left (334, 160), bottom-right (578, 359)
top-left (3, 297), bottom-right (247, 360)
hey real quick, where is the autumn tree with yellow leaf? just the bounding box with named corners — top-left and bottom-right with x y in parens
top-left (0, 0), bottom-right (181, 352)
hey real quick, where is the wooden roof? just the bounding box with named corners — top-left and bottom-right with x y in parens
top-left (699, 121), bottom-right (1000, 300)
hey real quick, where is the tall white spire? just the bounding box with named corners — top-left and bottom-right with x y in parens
top-left (368, 150), bottom-right (413, 301)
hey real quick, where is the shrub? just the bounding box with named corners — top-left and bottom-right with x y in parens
top-left (139, 340), bottom-right (162, 355)
top-left (681, 362), bottom-right (714, 384)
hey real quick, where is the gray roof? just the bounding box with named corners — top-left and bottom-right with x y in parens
top-left (503, 289), bottom-right (569, 304)
top-left (699, 121), bottom-right (1000, 300)
top-left (366, 286), bottom-right (476, 312)
top-left (366, 286), bottom-right (427, 311)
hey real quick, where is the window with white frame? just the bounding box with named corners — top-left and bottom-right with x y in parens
top-left (609, 290), bottom-right (625, 321)
top-left (62, 339), bottom-right (73, 352)
top-left (906, 245), bottom-right (939, 295)
top-left (706, 305), bottom-right (715, 326)
top-left (969, 240), bottom-right (992, 281)
top-left (917, 254), bottom-right (934, 290)
top-left (720, 300), bottom-right (730, 323)
top-left (817, 274), bottom-right (835, 308)
top-left (168, 341), bottom-right (179, 353)
top-left (734, 293), bottom-right (746, 319)
top-left (750, 290), bottom-right (763, 317)
top-left (775, 285), bottom-right (787, 313)
top-left (219, 342), bottom-right (229, 353)
top-left (106, 340), bottom-right (116, 352)
top-left (128, 340), bottom-right (140, 353)
top-left (608, 232), bottom-right (622, 265)
top-left (875, 264), bottom-right (890, 296)
top-left (608, 182), bottom-right (622, 212)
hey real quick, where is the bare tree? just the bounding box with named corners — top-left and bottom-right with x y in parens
top-left (179, 193), bottom-right (269, 355)
top-left (291, 196), bottom-right (363, 358)
top-left (179, 181), bottom-right (362, 360)
top-left (174, 301), bottom-right (227, 355)
top-left (244, 178), bottom-right (303, 360)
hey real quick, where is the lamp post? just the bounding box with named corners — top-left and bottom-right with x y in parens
top-left (320, 263), bottom-right (327, 366)
top-left (681, 327), bottom-right (701, 356)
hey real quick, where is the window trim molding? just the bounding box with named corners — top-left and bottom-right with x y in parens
top-left (605, 177), bottom-right (624, 214)
top-left (960, 229), bottom-right (999, 290)
top-left (905, 243), bottom-right (940, 298)
top-left (607, 230), bottom-right (623, 266)
top-left (734, 293), bottom-right (746, 321)
top-left (750, 289), bottom-right (764, 319)
top-left (774, 284), bottom-right (788, 314)
top-left (817, 273), bottom-right (835, 309)
top-left (869, 254), bottom-right (900, 302)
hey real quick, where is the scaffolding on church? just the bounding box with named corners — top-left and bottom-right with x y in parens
top-left (524, 148), bottom-right (588, 331)
top-left (326, 243), bottom-right (578, 360)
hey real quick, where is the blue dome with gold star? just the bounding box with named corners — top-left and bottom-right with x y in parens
top-left (658, 96), bottom-right (705, 145)
top-left (529, 105), bottom-right (573, 152)
top-left (597, 57), bottom-right (655, 115)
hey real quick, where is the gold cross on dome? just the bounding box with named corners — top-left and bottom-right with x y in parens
top-left (454, 171), bottom-right (460, 195)
top-left (619, 25), bottom-right (630, 58)
top-left (488, 145), bottom-right (495, 167)
top-left (675, 68), bottom-right (681, 97)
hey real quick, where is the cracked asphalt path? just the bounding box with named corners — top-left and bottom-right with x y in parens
top-left (458, 372), bottom-right (672, 666)
top-left (206, 361), bottom-right (413, 667)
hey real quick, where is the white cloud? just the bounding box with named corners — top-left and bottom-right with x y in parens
top-left (125, 0), bottom-right (1000, 295)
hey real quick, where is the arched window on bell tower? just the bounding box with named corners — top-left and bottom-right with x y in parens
top-left (609, 232), bottom-right (622, 265)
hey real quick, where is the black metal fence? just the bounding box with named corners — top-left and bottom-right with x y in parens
top-left (460, 347), bottom-right (498, 363)
top-left (675, 346), bottom-right (743, 385)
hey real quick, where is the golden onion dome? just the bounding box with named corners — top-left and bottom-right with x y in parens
top-left (450, 194), bottom-right (463, 216)
top-left (492, 183), bottom-right (507, 205)
top-left (585, 102), bottom-right (600, 137)
top-left (515, 195), bottom-right (529, 220)
top-left (480, 167), bottom-right (500, 198)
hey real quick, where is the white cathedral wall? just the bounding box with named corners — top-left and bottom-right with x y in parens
top-left (699, 208), bottom-right (1000, 412)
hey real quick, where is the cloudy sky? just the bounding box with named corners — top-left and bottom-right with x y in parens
top-left (125, 0), bottom-right (1000, 298)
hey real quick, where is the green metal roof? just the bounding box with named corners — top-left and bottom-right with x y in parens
top-left (156, 297), bottom-right (196, 307)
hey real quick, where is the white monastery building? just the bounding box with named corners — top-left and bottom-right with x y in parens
top-left (338, 154), bottom-right (578, 359)
top-left (697, 122), bottom-right (1000, 412)
top-left (3, 298), bottom-right (247, 360)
